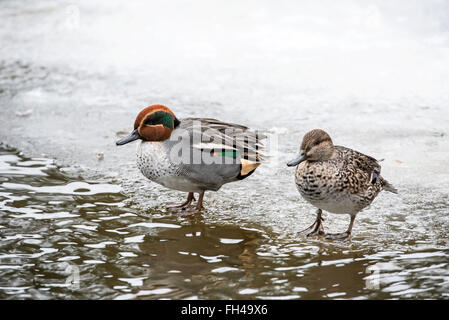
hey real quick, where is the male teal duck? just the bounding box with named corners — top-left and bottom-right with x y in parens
top-left (117, 104), bottom-right (265, 214)
top-left (287, 129), bottom-right (397, 241)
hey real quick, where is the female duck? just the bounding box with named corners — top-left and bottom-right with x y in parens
top-left (287, 129), bottom-right (397, 241)
top-left (117, 104), bottom-right (265, 213)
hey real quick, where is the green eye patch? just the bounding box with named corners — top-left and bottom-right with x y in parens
top-left (144, 111), bottom-right (174, 129)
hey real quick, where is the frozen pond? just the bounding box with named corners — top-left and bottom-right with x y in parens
top-left (0, 0), bottom-right (448, 299)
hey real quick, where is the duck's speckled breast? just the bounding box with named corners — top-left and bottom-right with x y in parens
top-left (294, 160), bottom-right (372, 214)
top-left (295, 161), bottom-right (338, 201)
top-left (136, 140), bottom-right (180, 184)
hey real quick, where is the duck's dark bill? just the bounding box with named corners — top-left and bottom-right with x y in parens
top-left (287, 151), bottom-right (306, 167)
top-left (116, 129), bottom-right (141, 145)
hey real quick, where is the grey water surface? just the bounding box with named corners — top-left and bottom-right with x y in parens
top-left (0, 0), bottom-right (448, 299)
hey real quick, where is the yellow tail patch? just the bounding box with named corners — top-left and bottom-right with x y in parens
top-left (240, 159), bottom-right (260, 176)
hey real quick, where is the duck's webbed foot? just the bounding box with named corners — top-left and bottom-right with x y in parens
top-left (324, 215), bottom-right (356, 242)
top-left (176, 207), bottom-right (202, 216)
top-left (324, 231), bottom-right (351, 241)
top-left (171, 192), bottom-right (205, 215)
top-left (168, 192), bottom-right (196, 210)
top-left (299, 209), bottom-right (325, 237)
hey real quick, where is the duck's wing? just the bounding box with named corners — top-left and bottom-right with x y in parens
top-left (179, 117), bottom-right (267, 163)
top-left (168, 117), bottom-right (266, 184)
top-left (335, 146), bottom-right (397, 194)
top-left (335, 146), bottom-right (380, 175)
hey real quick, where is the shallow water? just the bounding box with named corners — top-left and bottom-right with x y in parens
top-left (1, 0), bottom-right (449, 300)
top-left (1, 145), bottom-right (448, 299)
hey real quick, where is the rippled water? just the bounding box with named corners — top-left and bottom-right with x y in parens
top-left (1, 145), bottom-right (448, 299)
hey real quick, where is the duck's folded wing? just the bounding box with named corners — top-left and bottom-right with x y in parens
top-left (335, 146), bottom-right (381, 182)
top-left (180, 118), bottom-right (267, 163)
top-left (335, 146), bottom-right (397, 193)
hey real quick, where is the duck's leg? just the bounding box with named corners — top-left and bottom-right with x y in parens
top-left (168, 192), bottom-right (196, 209)
top-left (177, 191), bottom-right (205, 215)
top-left (325, 214), bottom-right (356, 241)
top-left (299, 209), bottom-right (325, 237)
top-left (195, 191), bottom-right (205, 211)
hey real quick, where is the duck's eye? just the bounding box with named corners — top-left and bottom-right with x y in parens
top-left (144, 114), bottom-right (160, 125)
top-left (314, 141), bottom-right (320, 146)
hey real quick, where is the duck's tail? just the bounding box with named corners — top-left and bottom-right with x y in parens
top-left (380, 177), bottom-right (398, 194)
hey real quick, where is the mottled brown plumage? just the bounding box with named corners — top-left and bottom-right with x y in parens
top-left (287, 129), bottom-right (397, 241)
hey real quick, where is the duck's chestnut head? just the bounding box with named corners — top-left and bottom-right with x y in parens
top-left (116, 104), bottom-right (180, 145)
